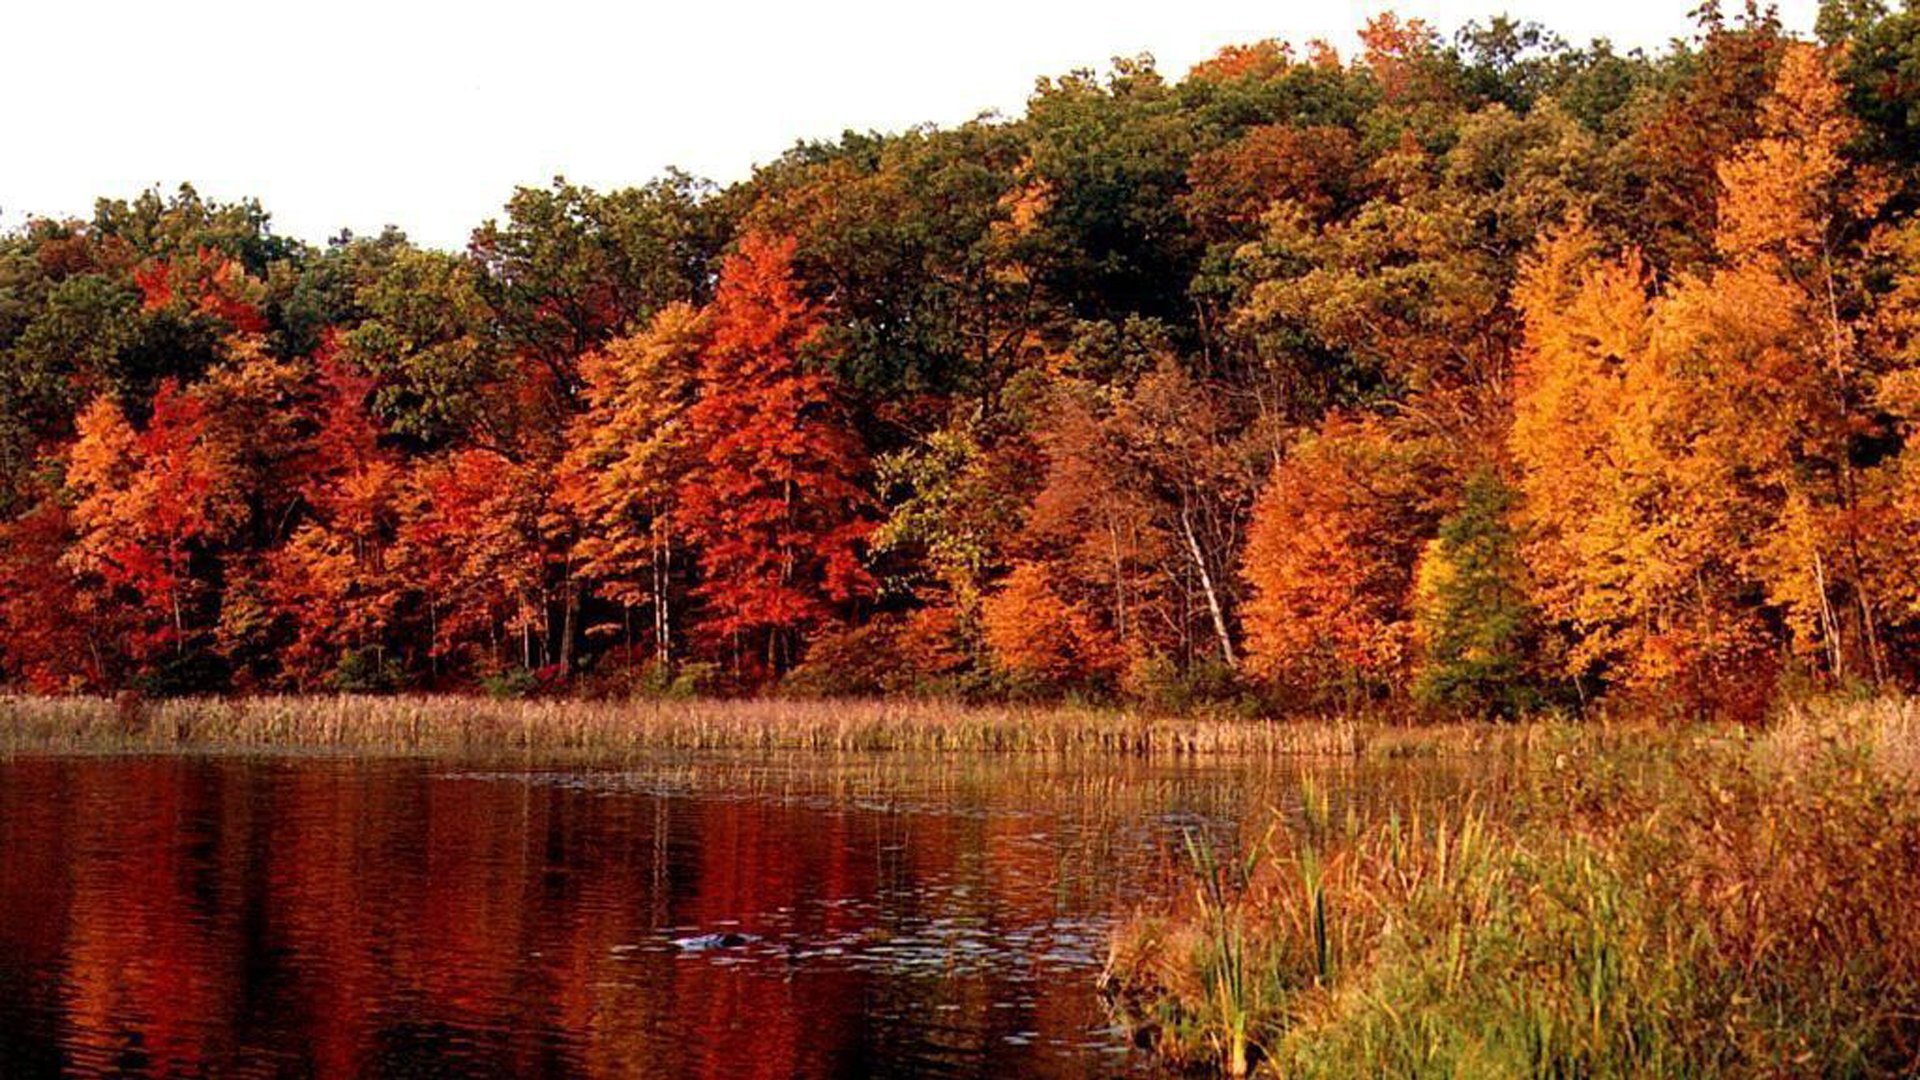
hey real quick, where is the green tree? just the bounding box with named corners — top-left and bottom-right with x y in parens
top-left (1412, 471), bottom-right (1543, 716)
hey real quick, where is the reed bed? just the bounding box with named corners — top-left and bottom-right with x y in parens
top-left (0, 693), bottom-right (1564, 761)
top-left (1102, 702), bottom-right (1920, 1077)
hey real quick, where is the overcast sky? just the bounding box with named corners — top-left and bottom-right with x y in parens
top-left (3, 0), bottom-right (1820, 251)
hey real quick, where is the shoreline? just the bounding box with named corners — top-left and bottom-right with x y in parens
top-left (0, 693), bottom-right (1624, 762)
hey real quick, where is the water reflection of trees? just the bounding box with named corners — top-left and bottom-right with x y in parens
top-left (0, 755), bottom-right (1473, 1078)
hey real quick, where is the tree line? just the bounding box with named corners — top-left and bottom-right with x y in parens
top-left (7, 3), bottom-right (1920, 718)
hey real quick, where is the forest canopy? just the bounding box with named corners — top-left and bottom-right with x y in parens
top-left (5, 2), bottom-right (1919, 720)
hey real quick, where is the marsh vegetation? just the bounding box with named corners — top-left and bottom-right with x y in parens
top-left (0, 693), bottom-right (1505, 759)
top-left (1103, 700), bottom-right (1920, 1077)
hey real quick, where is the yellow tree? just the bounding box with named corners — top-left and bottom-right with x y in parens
top-left (1705, 42), bottom-right (1893, 685)
top-left (1519, 236), bottom-right (1793, 713)
top-left (1512, 45), bottom-right (1896, 712)
top-left (1511, 227), bottom-right (1671, 694)
top-left (555, 302), bottom-right (705, 669)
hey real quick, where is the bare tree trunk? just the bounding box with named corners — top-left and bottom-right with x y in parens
top-left (1813, 548), bottom-right (1844, 680)
top-left (1840, 471), bottom-right (1887, 687)
top-left (1857, 579), bottom-right (1886, 687)
top-left (653, 521), bottom-right (674, 670)
top-left (1181, 503), bottom-right (1236, 667)
top-left (169, 546), bottom-right (185, 655)
top-left (557, 577), bottom-right (579, 677)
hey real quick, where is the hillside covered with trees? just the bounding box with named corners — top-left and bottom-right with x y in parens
top-left (8, 3), bottom-right (1920, 719)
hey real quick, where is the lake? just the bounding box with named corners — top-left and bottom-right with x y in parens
top-left (0, 751), bottom-right (1465, 1078)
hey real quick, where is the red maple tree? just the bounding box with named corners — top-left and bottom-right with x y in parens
top-left (678, 233), bottom-right (874, 675)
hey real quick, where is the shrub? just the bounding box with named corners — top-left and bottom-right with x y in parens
top-left (783, 608), bottom-right (972, 698)
top-left (1125, 655), bottom-right (1255, 716)
top-left (130, 649), bottom-right (231, 698)
top-left (480, 667), bottom-right (539, 700)
top-left (634, 660), bottom-right (719, 700)
top-left (327, 647), bottom-right (402, 694)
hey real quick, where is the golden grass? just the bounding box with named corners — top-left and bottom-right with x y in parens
top-left (1102, 698), bottom-right (1920, 1077)
top-left (0, 693), bottom-right (1631, 761)
top-left (1767, 693), bottom-right (1920, 776)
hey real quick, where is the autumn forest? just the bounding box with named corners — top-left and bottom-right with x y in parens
top-left (7, 4), bottom-right (1920, 721)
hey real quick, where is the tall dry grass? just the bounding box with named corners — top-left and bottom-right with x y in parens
top-left (1103, 701), bottom-right (1920, 1077)
top-left (0, 693), bottom-right (1552, 760)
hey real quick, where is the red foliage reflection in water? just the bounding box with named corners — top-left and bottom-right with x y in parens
top-left (0, 756), bottom-right (1180, 1078)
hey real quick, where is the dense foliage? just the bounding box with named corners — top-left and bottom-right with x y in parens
top-left (10, 4), bottom-right (1920, 718)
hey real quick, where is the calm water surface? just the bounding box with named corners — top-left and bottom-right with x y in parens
top-left (0, 751), bottom-right (1468, 1078)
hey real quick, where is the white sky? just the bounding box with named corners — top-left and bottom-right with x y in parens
top-left (3, 0), bottom-right (1819, 252)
